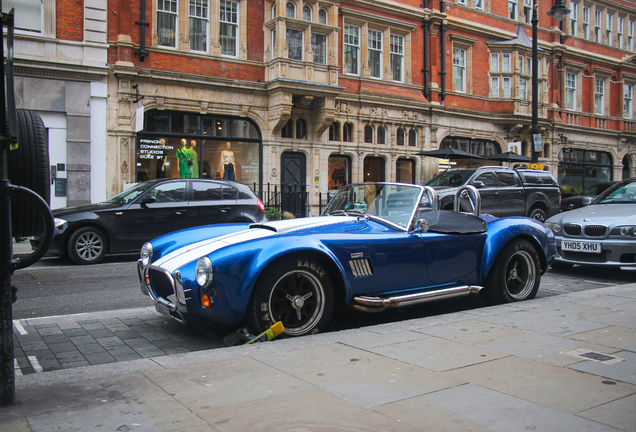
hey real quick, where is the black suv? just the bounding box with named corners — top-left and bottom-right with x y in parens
top-left (425, 166), bottom-right (561, 222)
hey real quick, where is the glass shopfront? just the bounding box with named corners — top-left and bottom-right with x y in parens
top-left (558, 149), bottom-right (613, 196)
top-left (328, 155), bottom-right (351, 191)
top-left (137, 111), bottom-right (262, 189)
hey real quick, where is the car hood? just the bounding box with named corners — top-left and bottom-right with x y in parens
top-left (53, 202), bottom-right (123, 217)
top-left (152, 216), bottom-right (366, 273)
top-left (548, 204), bottom-right (636, 226)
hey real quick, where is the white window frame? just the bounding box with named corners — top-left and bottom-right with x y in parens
top-left (368, 29), bottom-right (383, 79)
top-left (629, 20), bottom-right (635, 51)
top-left (453, 47), bottom-right (466, 93)
top-left (491, 53), bottom-right (499, 72)
top-left (502, 53), bottom-right (511, 72)
top-left (303, 5), bottom-right (311, 21)
top-left (457, 0), bottom-right (466, 5)
top-left (319, 8), bottom-right (328, 25)
top-left (286, 28), bottom-right (303, 60)
top-left (594, 78), bottom-right (605, 115)
top-left (582, 6), bottom-right (590, 39)
top-left (618, 16), bottom-right (624, 49)
top-left (189, 0), bottom-right (209, 52)
top-left (520, 79), bottom-right (528, 100)
top-left (508, 0), bottom-right (518, 20)
top-left (491, 77), bottom-right (500, 97)
top-left (220, 0), bottom-right (239, 57)
top-left (523, 0), bottom-right (531, 24)
top-left (4, 0), bottom-right (43, 33)
top-left (476, 0), bottom-right (484, 10)
top-left (607, 12), bottom-right (613, 46)
top-left (595, 10), bottom-right (602, 43)
top-left (286, 2), bottom-right (295, 18)
top-left (624, 83), bottom-right (634, 119)
top-left (570, 2), bottom-right (578, 37)
top-left (503, 77), bottom-right (511, 98)
top-left (344, 24), bottom-right (361, 75)
top-left (157, 0), bottom-right (178, 48)
top-left (519, 55), bottom-right (524, 74)
top-left (527, 56), bottom-right (532, 76)
top-left (565, 71), bottom-right (577, 111)
top-left (390, 34), bottom-right (405, 82)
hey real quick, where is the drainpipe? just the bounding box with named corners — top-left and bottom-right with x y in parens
top-left (440, 0), bottom-right (446, 101)
top-left (423, 20), bottom-right (429, 99)
top-left (135, 0), bottom-right (150, 62)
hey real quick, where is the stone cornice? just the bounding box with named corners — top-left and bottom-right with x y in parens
top-left (14, 60), bottom-right (108, 82)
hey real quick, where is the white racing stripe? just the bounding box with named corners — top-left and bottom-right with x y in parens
top-left (13, 320), bottom-right (27, 335)
top-left (28, 355), bottom-right (43, 373)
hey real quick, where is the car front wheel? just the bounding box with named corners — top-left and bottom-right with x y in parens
top-left (484, 239), bottom-right (541, 303)
top-left (247, 256), bottom-right (334, 337)
top-left (68, 227), bottom-right (107, 265)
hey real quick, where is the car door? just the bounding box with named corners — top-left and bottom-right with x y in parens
top-left (125, 180), bottom-right (189, 251)
top-left (469, 172), bottom-right (500, 215)
top-left (188, 181), bottom-right (239, 226)
top-left (496, 171), bottom-right (525, 217)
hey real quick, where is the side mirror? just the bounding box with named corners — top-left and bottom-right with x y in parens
top-left (472, 181), bottom-right (485, 189)
top-left (412, 218), bottom-right (429, 234)
top-left (141, 196), bottom-right (156, 206)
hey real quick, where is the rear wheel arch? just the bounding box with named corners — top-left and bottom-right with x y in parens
top-left (527, 202), bottom-right (548, 221)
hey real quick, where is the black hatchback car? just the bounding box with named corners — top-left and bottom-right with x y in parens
top-left (33, 179), bottom-right (266, 264)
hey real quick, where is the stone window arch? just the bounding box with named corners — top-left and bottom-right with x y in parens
top-left (286, 2), bottom-right (296, 18)
top-left (408, 129), bottom-right (417, 147)
top-left (396, 127), bottom-right (406, 146)
top-left (329, 121), bottom-right (341, 141)
top-left (377, 126), bottom-right (386, 144)
top-left (364, 125), bottom-right (374, 143)
top-left (343, 122), bottom-right (354, 142)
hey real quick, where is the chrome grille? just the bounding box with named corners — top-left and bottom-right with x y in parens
top-left (563, 224), bottom-right (582, 236)
top-left (148, 267), bottom-right (175, 299)
top-left (584, 225), bottom-right (608, 237)
top-left (349, 259), bottom-right (373, 277)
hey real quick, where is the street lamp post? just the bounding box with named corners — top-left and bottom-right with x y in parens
top-left (531, 0), bottom-right (570, 164)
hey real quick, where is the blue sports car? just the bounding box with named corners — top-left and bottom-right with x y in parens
top-left (138, 183), bottom-right (556, 336)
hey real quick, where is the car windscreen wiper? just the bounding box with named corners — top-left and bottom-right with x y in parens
top-left (329, 209), bottom-right (366, 217)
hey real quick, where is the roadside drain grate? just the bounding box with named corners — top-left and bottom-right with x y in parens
top-left (13, 274), bottom-right (35, 282)
top-left (562, 348), bottom-right (624, 364)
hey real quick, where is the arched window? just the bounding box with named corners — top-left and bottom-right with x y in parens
top-left (364, 125), bottom-right (373, 143)
top-left (319, 8), bottom-right (327, 25)
top-left (281, 119), bottom-right (292, 138)
top-left (329, 121), bottom-right (340, 141)
top-left (286, 2), bottom-right (296, 18)
top-left (343, 123), bottom-right (353, 142)
top-left (303, 5), bottom-right (312, 21)
top-left (296, 119), bottom-right (307, 139)
top-left (408, 129), bottom-right (417, 147)
top-left (396, 127), bottom-right (406, 146)
top-left (272, 3), bottom-right (277, 18)
top-left (377, 126), bottom-right (386, 144)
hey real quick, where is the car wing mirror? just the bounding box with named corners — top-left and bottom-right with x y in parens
top-left (410, 218), bottom-right (429, 235)
top-left (472, 181), bottom-right (485, 189)
top-left (141, 196), bottom-right (157, 206)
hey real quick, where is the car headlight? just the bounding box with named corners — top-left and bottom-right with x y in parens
top-left (545, 222), bottom-right (562, 233)
top-left (54, 218), bottom-right (67, 229)
top-left (610, 226), bottom-right (636, 238)
top-left (140, 242), bottom-right (153, 266)
top-left (196, 257), bottom-right (213, 287)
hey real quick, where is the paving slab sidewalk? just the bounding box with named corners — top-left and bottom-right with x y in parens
top-left (1, 283), bottom-right (635, 432)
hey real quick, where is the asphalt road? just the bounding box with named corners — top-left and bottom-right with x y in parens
top-left (11, 253), bottom-right (636, 322)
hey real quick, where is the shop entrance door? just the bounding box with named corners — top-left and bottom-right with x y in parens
top-left (281, 152), bottom-right (307, 217)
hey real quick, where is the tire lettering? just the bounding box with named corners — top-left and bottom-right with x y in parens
top-left (260, 302), bottom-right (268, 312)
top-left (297, 260), bottom-right (326, 278)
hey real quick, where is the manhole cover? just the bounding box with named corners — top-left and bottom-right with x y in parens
top-left (13, 274), bottom-right (35, 282)
top-left (562, 348), bottom-right (624, 364)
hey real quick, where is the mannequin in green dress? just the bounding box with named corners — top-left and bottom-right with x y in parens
top-left (176, 139), bottom-right (191, 178)
top-left (189, 140), bottom-right (199, 178)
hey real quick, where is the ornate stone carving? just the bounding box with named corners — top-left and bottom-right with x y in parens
top-left (269, 107), bottom-right (292, 134)
top-left (314, 169), bottom-right (320, 176)
top-left (121, 161), bottom-right (128, 172)
top-left (370, 107), bottom-right (388, 118)
top-left (314, 110), bottom-right (334, 135)
top-left (156, 97), bottom-right (165, 110)
top-left (403, 111), bottom-right (418, 121)
top-left (336, 102), bottom-right (353, 114)
top-left (120, 137), bottom-right (129, 148)
top-left (296, 96), bottom-right (314, 110)
top-left (271, 168), bottom-right (278, 177)
top-left (271, 146), bottom-right (278, 153)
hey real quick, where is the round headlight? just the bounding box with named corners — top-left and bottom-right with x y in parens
top-left (619, 226), bottom-right (636, 237)
top-left (196, 257), bottom-right (213, 287)
top-left (545, 222), bottom-right (561, 233)
top-left (140, 242), bottom-right (153, 266)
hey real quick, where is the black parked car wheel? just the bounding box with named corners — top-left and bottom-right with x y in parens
top-left (484, 239), bottom-right (541, 304)
top-left (68, 227), bottom-right (108, 265)
top-left (247, 256), bottom-right (334, 336)
top-left (528, 207), bottom-right (547, 222)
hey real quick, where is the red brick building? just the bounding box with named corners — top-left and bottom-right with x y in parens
top-left (107, 0), bottom-right (636, 214)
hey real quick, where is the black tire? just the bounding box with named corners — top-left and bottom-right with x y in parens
top-left (550, 261), bottom-right (574, 270)
top-left (8, 110), bottom-right (50, 237)
top-left (67, 227), bottom-right (108, 265)
top-left (528, 207), bottom-right (547, 223)
top-left (483, 239), bottom-right (541, 304)
top-left (247, 256), bottom-right (334, 337)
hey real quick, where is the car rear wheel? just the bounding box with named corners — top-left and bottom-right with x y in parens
top-left (247, 256), bottom-right (334, 337)
top-left (528, 207), bottom-right (547, 222)
top-left (67, 227), bottom-right (108, 265)
top-left (483, 239), bottom-right (541, 304)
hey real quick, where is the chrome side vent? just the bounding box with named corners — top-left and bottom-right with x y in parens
top-left (349, 259), bottom-right (373, 277)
